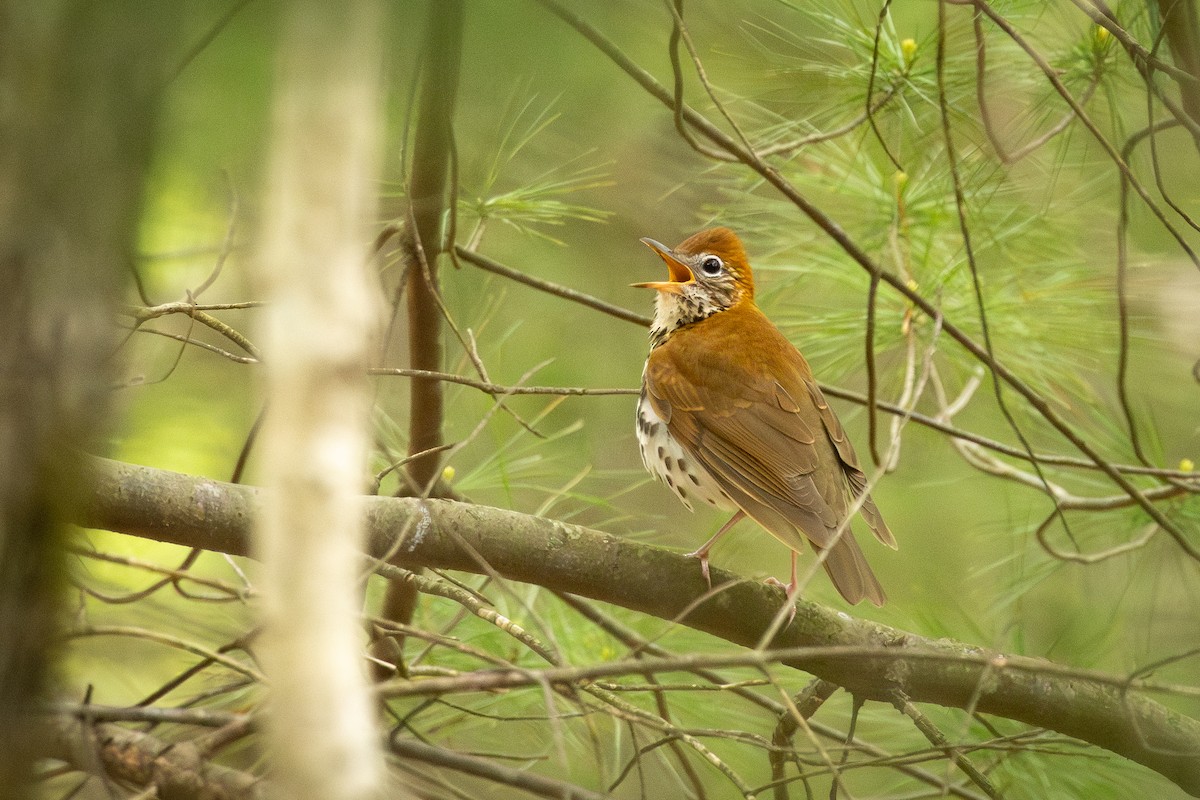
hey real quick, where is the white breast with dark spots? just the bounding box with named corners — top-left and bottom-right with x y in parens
top-left (636, 391), bottom-right (735, 513)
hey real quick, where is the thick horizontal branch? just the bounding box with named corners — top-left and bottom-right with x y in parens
top-left (78, 458), bottom-right (1200, 796)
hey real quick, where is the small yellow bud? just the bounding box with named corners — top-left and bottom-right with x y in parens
top-left (901, 38), bottom-right (917, 62)
top-left (1095, 25), bottom-right (1110, 43)
top-left (893, 170), bottom-right (908, 191)
top-left (442, 465), bottom-right (456, 482)
top-left (1180, 458), bottom-right (1195, 473)
top-left (906, 278), bottom-right (918, 292)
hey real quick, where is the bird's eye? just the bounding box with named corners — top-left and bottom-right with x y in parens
top-left (699, 255), bottom-right (723, 277)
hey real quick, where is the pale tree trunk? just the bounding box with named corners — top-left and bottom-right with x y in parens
top-left (0, 3), bottom-right (174, 796)
top-left (254, 2), bottom-right (388, 799)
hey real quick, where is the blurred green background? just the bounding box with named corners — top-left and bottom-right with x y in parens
top-left (70, 1), bottom-right (1200, 797)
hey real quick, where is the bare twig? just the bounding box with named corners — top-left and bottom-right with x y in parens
top-left (891, 691), bottom-right (1003, 800)
top-left (757, 82), bottom-right (902, 157)
top-left (940, 0), bottom-right (1082, 556)
top-left (388, 736), bottom-right (608, 800)
top-left (66, 625), bottom-right (265, 683)
top-left (51, 702), bottom-right (244, 728)
top-left (866, 0), bottom-right (904, 171)
top-left (369, 366), bottom-right (635, 396)
top-left (1035, 516), bottom-right (1162, 563)
top-left (125, 325), bottom-right (258, 364)
top-left (770, 679), bottom-right (839, 800)
top-left (454, 245), bottom-right (650, 326)
top-left (123, 302), bottom-right (261, 358)
top-left (68, 545), bottom-right (247, 603)
top-left (192, 177), bottom-right (239, 298)
top-left (665, 0), bottom-right (753, 161)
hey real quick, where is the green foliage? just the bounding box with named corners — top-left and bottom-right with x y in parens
top-left (461, 92), bottom-right (613, 241)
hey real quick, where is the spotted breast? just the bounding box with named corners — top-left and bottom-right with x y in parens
top-left (636, 384), bottom-right (735, 513)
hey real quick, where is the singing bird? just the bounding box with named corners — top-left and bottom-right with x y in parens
top-left (634, 227), bottom-right (896, 606)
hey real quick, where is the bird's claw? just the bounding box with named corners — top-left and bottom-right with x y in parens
top-left (763, 576), bottom-right (799, 626)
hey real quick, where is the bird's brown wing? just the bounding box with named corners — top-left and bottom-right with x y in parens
top-left (644, 308), bottom-right (890, 605)
top-left (795, 375), bottom-right (896, 549)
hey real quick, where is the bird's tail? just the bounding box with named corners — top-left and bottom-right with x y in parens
top-left (815, 532), bottom-right (887, 607)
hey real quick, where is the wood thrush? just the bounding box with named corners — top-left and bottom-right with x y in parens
top-left (634, 227), bottom-right (896, 606)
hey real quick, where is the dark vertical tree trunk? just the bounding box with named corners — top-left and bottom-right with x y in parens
top-left (377, 1), bottom-right (466, 665)
top-left (1156, 0), bottom-right (1200, 149)
top-left (405, 0), bottom-right (465, 492)
top-left (0, 3), bottom-right (176, 796)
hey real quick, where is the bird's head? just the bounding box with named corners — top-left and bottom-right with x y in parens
top-left (633, 227), bottom-right (754, 344)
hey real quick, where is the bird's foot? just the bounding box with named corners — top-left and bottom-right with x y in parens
top-left (682, 511), bottom-right (744, 591)
top-left (763, 575), bottom-right (799, 626)
top-left (683, 548), bottom-right (713, 589)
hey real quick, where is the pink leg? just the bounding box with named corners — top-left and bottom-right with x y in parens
top-left (684, 510), bottom-right (745, 588)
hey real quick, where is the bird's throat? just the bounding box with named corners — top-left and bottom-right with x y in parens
top-left (647, 289), bottom-right (725, 348)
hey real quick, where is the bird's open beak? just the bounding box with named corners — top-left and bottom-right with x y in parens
top-left (632, 237), bottom-right (693, 293)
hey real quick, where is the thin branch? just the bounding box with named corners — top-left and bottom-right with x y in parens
top-left (168, 0), bottom-right (255, 85)
top-left (388, 736), bottom-right (609, 800)
top-left (66, 624), bottom-right (265, 683)
top-left (1035, 516), bottom-right (1161, 564)
top-left (770, 679), bottom-right (839, 800)
top-left (68, 545), bottom-right (247, 603)
top-left (192, 176), bottom-right (239, 298)
top-left (126, 300), bottom-right (264, 319)
top-left (866, 0), bottom-right (904, 171)
top-left (891, 691), bottom-right (1003, 800)
top-left (950, 438), bottom-right (1189, 510)
top-left (368, 366), bottom-right (636, 396)
top-left (125, 325), bottom-right (258, 364)
top-left (756, 82), bottom-right (902, 157)
top-left (117, 327), bottom-right (1200, 487)
top-left (454, 245), bottom-right (651, 326)
top-left (664, 0), bottom-right (751, 162)
top-left (51, 702), bottom-right (244, 729)
top-left (123, 302), bottom-right (261, 359)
